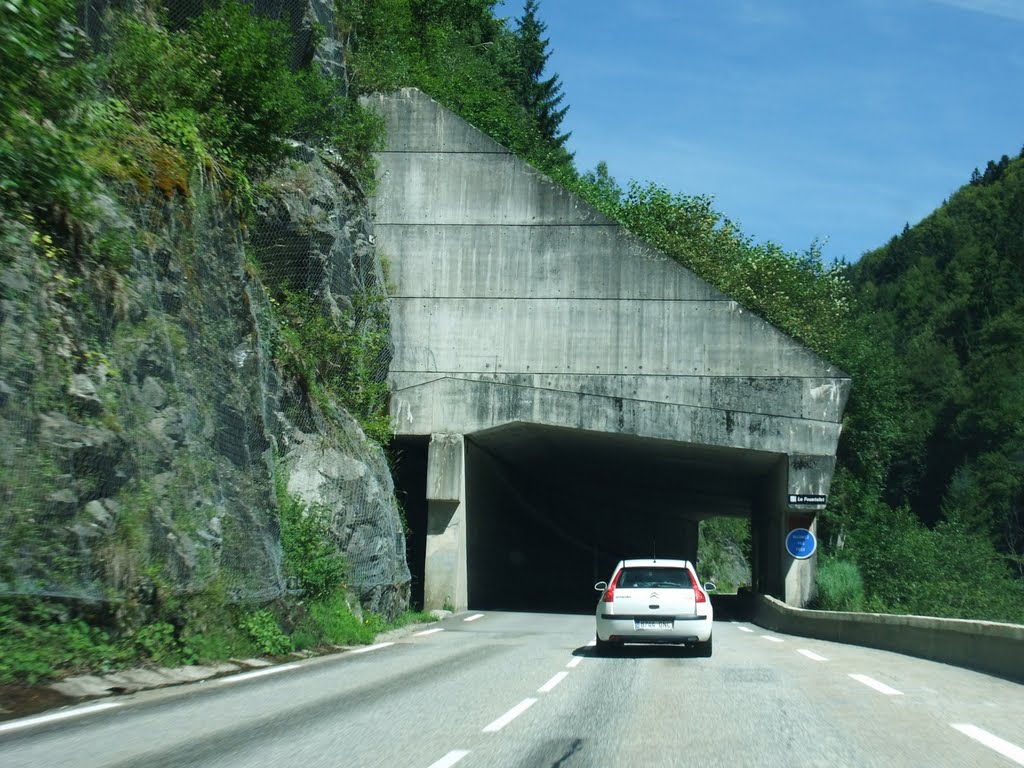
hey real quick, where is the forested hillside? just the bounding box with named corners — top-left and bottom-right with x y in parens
top-left (852, 151), bottom-right (1023, 547)
top-left (837, 152), bottom-right (1024, 615)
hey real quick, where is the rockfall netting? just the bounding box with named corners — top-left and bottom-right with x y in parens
top-left (0, 163), bottom-right (406, 615)
top-left (0, 0), bottom-right (409, 617)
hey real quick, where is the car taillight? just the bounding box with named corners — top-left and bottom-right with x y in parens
top-left (689, 569), bottom-right (707, 603)
top-left (602, 569), bottom-right (623, 602)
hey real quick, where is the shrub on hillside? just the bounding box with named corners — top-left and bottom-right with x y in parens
top-left (814, 555), bottom-right (865, 612)
top-left (848, 504), bottom-right (1024, 623)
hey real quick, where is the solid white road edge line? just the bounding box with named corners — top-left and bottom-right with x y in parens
top-left (216, 663), bottom-right (302, 685)
top-left (761, 635), bottom-right (784, 643)
top-left (482, 698), bottom-right (538, 733)
top-left (538, 671), bottom-right (568, 693)
top-left (566, 656), bottom-right (583, 668)
top-left (952, 724), bottom-right (1024, 766)
top-left (463, 614), bottom-right (484, 622)
top-left (350, 642), bottom-right (394, 654)
top-left (0, 702), bottom-right (122, 734)
top-left (426, 749), bottom-right (471, 768)
top-left (414, 628), bottom-right (445, 636)
top-left (849, 673), bottom-right (903, 696)
top-left (797, 649), bottom-right (828, 662)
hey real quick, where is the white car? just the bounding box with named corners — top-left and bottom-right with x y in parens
top-left (594, 558), bottom-right (715, 656)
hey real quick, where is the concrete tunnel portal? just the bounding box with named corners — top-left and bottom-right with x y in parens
top-left (368, 88), bottom-right (851, 613)
top-left (393, 425), bottom-right (784, 615)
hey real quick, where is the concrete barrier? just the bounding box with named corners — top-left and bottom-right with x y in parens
top-left (752, 595), bottom-right (1024, 684)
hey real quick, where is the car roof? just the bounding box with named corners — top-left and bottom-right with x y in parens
top-left (619, 558), bottom-right (693, 569)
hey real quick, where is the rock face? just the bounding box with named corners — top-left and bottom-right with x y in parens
top-left (0, 143), bottom-right (410, 618)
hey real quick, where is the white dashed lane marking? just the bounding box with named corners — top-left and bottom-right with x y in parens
top-left (482, 698), bottom-right (537, 733)
top-left (761, 635), bottom-right (784, 643)
top-left (538, 672), bottom-right (568, 693)
top-left (350, 642), bottom-right (394, 654)
top-left (414, 627), bottom-right (445, 636)
top-left (737, 626), bottom-right (754, 633)
top-left (0, 702), bottom-right (122, 734)
top-left (797, 649), bottom-right (828, 662)
top-left (849, 673), bottom-right (903, 696)
top-left (952, 724), bottom-right (1024, 766)
top-left (463, 614), bottom-right (485, 622)
top-left (216, 663), bottom-right (302, 685)
top-left (566, 656), bottom-right (583, 668)
top-left (426, 749), bottom-right (471, 768)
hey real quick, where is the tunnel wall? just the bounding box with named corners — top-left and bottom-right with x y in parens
top-left (366, 88), bottom-right (851, 608)
top-left (424, 434), bottom-right (467, 611)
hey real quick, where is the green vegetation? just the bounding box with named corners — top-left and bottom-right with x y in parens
top-left (275, 467), bottom-right (347, 600)
top-left (0, 585), bottom-right (436, 684)
top-left (240, 610), bottom-right (293, 656)
top-left (0, 0), bottom-right (95, 214)
top-left (270, 466), bottom-right (436, 652)
top-left (0, 600), bottom-right (122, 685)
top-left (271, 289), bottom-right (392, 444)
top-left (697, 518), bottom-right (751, 594)
top-left (813, 555), bottom-right (865, 613)
top-left (340, 0), bottom-right (574, 178)
top-left (830, 151), bottom-right (1024, 622)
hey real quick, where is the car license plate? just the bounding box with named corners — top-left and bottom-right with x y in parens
top-left (635, 620), bottom-right (673, 630)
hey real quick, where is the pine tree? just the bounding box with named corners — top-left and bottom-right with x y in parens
top-left (513, 0), bottom-right (571, 152)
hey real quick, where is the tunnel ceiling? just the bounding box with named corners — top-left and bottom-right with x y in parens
top-left (468, 422), bottom-right (783, 519)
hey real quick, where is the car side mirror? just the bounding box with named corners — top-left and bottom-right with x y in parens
top-left (704, 582), bottom-right (717, 592)
top-left (594, 581), bottom-right (608, 591)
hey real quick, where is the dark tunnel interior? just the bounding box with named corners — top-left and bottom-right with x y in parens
top-left (391, 425), bottom-right (783, 615)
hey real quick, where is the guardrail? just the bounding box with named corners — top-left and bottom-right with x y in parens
top-left (751, 595), bottom-right (1024, 684)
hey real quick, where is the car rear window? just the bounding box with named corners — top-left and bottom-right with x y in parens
top-left (616, 567), bottom-right (693, 589)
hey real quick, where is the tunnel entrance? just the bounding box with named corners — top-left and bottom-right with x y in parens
top-left (393, 425), bottom-right (783, 614)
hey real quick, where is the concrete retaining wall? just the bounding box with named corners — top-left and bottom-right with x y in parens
top-left (753, 595), bottom-right (1024, 684)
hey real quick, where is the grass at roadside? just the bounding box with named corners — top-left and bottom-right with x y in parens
top-left (0, 594), bottom-right (438, 686)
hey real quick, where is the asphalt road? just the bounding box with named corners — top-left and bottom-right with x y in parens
top-left (2, 612), bottom-right (1022, 768)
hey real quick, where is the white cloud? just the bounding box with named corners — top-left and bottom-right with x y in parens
top-left (926, 0), bottom-right (1024, 23)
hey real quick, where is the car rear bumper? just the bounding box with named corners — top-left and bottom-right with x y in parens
top-left (596, 613), bottom-right (713, 644)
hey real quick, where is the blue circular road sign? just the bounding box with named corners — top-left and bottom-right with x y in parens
top-left (786, 528), bottom-right (817, 560)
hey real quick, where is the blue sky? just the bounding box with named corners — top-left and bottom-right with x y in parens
top-left (496, 0), bottom-right (1024, 264)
